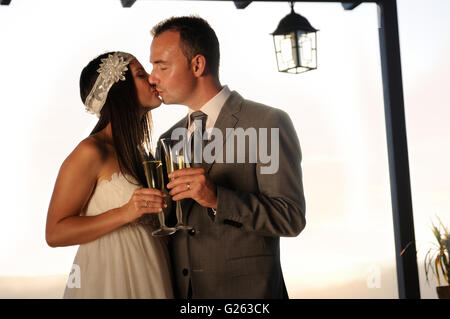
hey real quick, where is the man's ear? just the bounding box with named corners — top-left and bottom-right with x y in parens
top-left (191, 54), bottom-right (207, 77)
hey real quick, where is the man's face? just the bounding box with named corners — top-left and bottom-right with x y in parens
top-left (149, 30), bottom-right (196, 105)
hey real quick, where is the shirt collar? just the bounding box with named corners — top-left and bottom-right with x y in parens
top-left (188, 85), bottom-right (231, 127)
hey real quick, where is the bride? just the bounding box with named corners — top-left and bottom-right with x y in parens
top-left (45, 51), bottom-right (173, 298)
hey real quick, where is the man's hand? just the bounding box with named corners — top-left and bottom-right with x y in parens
top-left (167, 167), bottom-right (218, 209)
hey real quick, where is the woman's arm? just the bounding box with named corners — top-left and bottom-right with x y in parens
top-left (45, 139), bottom-right (165, 247)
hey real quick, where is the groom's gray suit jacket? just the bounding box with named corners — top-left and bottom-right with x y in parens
top-left (158, 91), bottom-right (306, 299)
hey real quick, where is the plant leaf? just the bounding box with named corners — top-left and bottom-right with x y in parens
top-left (441, 250), bottom-right (449, 285)
top-left (424, 250), bottom-right (431, 283)
top-left (435, 257), bottom-right (441, 286)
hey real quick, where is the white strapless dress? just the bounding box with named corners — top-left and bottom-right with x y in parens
top-left (63, 172), bottom-right (174, 299)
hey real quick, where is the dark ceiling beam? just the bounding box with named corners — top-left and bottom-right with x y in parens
top-left (233, 1), bottom-right (364, 11)
top-left (341, 1), bottom-right (362, 10)
top-left (0, 0), bottom-right (380, 8)
top-left (113, 0), bottom-right (376, 8)
top-left (234, 1), bottom-right (252, 9)
top-left (118, 0), bottom-right (377, 6)
top-left (121, 0), bottom-right (136, 8)
top-left (195, 0), bottom-right (377, 2)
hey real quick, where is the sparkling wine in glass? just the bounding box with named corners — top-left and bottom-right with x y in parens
top-left (161, 137), bottom-right (193, 231)
top-left (142, 160), bottom-right (176, 237)
top-left (138, 136), bottom-right (176, 237)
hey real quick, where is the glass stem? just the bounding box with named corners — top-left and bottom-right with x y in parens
top-left (176, 201), bottom-right (183, 225)
top-left (157, 210), bottom-right (166, 228)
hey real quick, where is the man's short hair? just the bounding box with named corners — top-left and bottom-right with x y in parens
top-left (151, 15), bottom-right (220, 77)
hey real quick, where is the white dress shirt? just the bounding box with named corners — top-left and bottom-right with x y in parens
top-left (187, 85), bottom-right (231, 137)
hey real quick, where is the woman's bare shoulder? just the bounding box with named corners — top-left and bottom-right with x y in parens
top-left (61, 136), bottom-right (108, 173)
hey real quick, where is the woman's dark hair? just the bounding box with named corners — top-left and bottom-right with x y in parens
top-left (79, 52), bottom-right (153, 189)
top-left (151, 15), bottom-right (220, 77)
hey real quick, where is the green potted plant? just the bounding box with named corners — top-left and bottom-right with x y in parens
top-left (424, 217), bottom-right (450, 299)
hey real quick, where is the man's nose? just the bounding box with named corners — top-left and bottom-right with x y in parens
top-left (148, 71), bottom-right (157, 85)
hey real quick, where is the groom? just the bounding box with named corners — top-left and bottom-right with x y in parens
top-left (149, 16), bottom-right (306, 299)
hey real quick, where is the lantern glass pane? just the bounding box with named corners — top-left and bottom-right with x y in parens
top-left (297, 31), bottom-right (317, 69)
top-left (273, 32), bottom-right (299, 72)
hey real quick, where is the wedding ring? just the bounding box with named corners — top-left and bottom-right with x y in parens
top-left (186, 183), bottom-right (191, 190)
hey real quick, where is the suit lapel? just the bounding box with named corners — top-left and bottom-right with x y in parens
top-left (202, 91), bottom-right (243, 174)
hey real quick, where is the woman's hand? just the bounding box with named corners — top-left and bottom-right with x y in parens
top-left (120, 187), bottom-right (167, 223)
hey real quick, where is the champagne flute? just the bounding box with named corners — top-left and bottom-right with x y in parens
top-left (161, 137), bottom-right (193, 231)
top-left (138, 142), bottom-right (176, 237)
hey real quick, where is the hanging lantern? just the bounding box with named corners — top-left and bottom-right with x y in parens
top-left (271, 2), bottom-right (319, 74)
